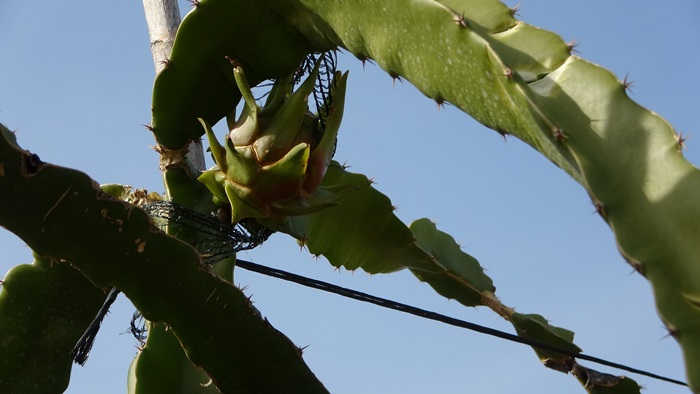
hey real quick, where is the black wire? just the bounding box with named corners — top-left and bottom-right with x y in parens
top-left (235, 258), bottom-right (688, 388)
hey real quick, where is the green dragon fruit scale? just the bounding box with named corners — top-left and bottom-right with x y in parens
top-left (198, 59), bottom-right (349, 223)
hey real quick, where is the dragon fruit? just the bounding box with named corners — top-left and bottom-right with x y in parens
top-left (198, 59), bottom-right (349, 223)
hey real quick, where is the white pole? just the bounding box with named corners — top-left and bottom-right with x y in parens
top-left (142, 0), bottom-right (206, 171)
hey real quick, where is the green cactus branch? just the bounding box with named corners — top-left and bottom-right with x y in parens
top-left (265, 0), bottom-right (699, 390)
top-left (264, 162), bottom-right (440, 274)
top-left (267, 161), bottom-right (639, 391)
top-left (143, 0), bottom-right (694, 389)
top-left (0, 125), bottom-right (327, 393)
top-left (1, 0), bottom-right (691, 391)
top-left (0, 254), bottom-right (105, 394)
top-left (128, 321), bottom-right (220, 393)
top-left (275, 0), bottom-right (582, 180)
top-left (150, 0), bottom-right (327, 150)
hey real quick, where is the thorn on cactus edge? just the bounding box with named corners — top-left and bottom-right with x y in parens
top-left (159, 58), bottom-right (172, 69)
top-left (391, 204), bottom-right (399, 211)
top-left (567, 40), bottom-right (579, 53)
top-left (143, 123), bottom-right (154, 132)
top-left (188, 0), bottom-right (200, 7)
top-left (454, 13), bottom-right (468, 28)
top-left (630, 261), bottom-right (646, 277)
top-left (662, 323), bottom-right (679, 339)
top-left (621, 74), bottom-right (635, 94)
top-left (388, 71), bottom-right (403, 88)
top-left (510, 3), bottom-right (521, 17)
top-left (358, 56), bottom-right (375, 70)
top-left (675, 131), bottom-right (688, 151)
top-left (553, 128), bottom-right (568, 143)
top-left (297, 345), bottom-right (309, 356)
top-left (593, 201), bottom-right (607, 219)
top-left (435, 97), bottom-right (446, 111)
top-left (502, 68), bottom-right (514, 80)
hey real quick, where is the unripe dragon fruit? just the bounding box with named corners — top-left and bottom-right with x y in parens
top-left (198, 59), bottom-right (349, 223)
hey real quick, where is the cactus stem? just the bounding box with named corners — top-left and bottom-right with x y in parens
top-left (453, 13), bottom-right (468, 28)
top-left (510, 3), bottom-right (521, 17)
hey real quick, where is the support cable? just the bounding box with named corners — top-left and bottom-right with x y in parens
top-left (235, 258), bottom-right (688, 388)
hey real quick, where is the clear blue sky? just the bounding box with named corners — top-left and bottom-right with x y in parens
top-left (1, 1), bottom-right (698, 393)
